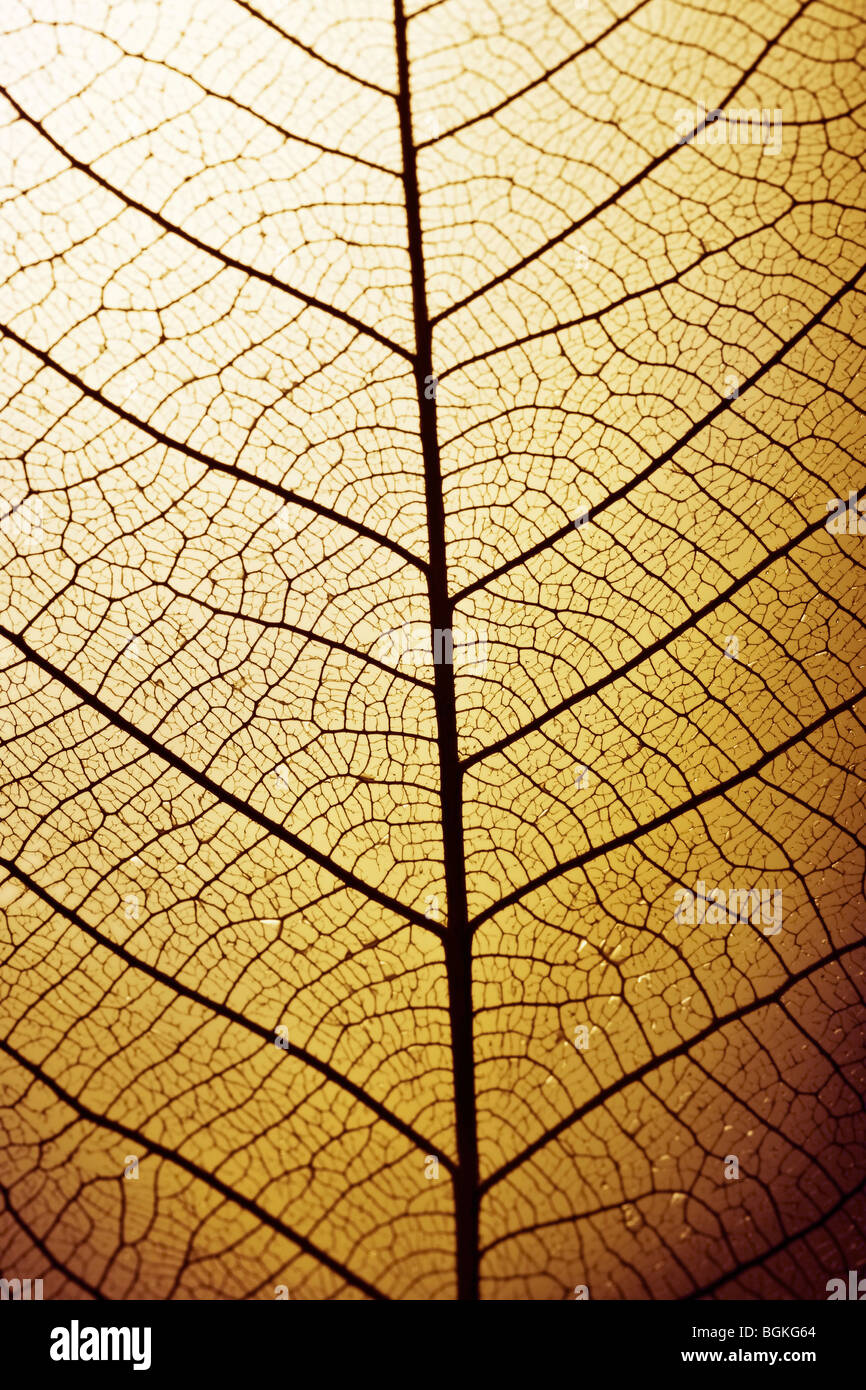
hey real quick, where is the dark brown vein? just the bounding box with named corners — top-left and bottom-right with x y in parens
top-left (415, 0), bottom-right (653, 149)
top-left (0, 88), bottom-right (412, 362)
top-left (429, 0), bottom-right (812, 325)
top-left (0, 1036), bottom-right (390, 1300)
top-left (480, 934), bottom-right (866, 1196)
top-left (0, 855), bottom-right (454, 1168)
top-left (469, 687), bottom-right (866, 930)
top-left (0, 322), bottom-right (427, 574)
top-left (453, 259), bottom-right (865, 607)
top-left (462, 477), bottom-right (865, 769)
top-left (230, 0), bottom-right (396, 99)
top-left (0, 622), bottom-right (443, 939)
top-left (394, 0), bottom-right (480, 1300)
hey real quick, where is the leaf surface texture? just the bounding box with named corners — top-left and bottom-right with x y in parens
top-left (0, 0), bottom-right (864, 1300)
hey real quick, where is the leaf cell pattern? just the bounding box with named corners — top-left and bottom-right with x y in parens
top-left (0, 0), bottom-right (864, 1301)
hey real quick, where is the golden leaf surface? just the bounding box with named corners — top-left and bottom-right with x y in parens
top-left (0, 0), bottom-right (864, 1299)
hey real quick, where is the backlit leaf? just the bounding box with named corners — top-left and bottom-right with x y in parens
top-left (0, 0), bottom-right (864, 1300)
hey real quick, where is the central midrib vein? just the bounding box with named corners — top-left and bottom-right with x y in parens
top-left (393, 0), bottom-right (481, 1301)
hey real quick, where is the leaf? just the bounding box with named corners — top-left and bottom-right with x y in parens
top-left (0, 0), bottom-right (864, 1302)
